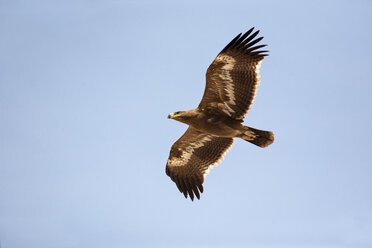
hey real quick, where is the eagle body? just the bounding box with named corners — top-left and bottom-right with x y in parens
top-left (166, 28), bottom-right (274, 201)
top-left (169, 108), bottom-right (244, 138)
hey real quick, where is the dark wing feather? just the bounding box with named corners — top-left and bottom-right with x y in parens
top-left (166, 127), bottom-right (234, 201)
top-left (199, 28), bottom-right (268, 120)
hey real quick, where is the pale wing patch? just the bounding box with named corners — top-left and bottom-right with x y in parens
top-left (215, 54), bottom-right (236, 70)
top-left (215, 54), bottom-right (237, 116)
top-left (167, 136), bottom-right (212, 167)
top-left (203, 139), bottom-right (234, 179)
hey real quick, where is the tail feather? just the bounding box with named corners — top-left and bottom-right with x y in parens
top-left (240, 126), bottom-right (274, 148)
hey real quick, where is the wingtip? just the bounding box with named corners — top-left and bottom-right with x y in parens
top-left (197, 184), bottom-right (204, 193)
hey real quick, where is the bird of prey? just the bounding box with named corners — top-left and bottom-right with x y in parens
top-left (166, 27), bottom-right (274, 201)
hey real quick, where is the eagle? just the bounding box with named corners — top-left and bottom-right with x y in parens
top-left (166, 27), bottom-right (274, 201)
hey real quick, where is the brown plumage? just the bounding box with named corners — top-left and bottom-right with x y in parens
top-left (166, 28), bottom-right (274, 201)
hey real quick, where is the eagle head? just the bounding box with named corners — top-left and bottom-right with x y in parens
top-left (168, 111), bottom-right (183, 120)
top-left (168, 109), bottom-right (196, 124)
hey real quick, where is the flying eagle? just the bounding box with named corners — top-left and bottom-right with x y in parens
top-left (166, 28), bottom-right (274, 201)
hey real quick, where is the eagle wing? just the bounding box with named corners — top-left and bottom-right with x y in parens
top-left (166, 127), bottom-right (234, 201)
top-left (199, 28), bottom-right (268, 120)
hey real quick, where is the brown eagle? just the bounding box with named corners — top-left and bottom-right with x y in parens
top-left (166, 28), bottom-right (274, 201)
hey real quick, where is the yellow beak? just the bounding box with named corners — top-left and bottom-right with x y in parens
top-left (168, 113), bottom-right (180, 119)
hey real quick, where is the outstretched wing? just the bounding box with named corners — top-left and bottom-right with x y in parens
top-left (199, 27), bottom-right (268, 120)
top-left (166, 127), bottom-right (234, 201)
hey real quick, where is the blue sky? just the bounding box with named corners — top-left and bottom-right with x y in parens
top-left (0, 0), bottom-right (371, 247)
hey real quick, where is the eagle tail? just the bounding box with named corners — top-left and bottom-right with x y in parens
top-left (240, 126), bottom-right (274, 148)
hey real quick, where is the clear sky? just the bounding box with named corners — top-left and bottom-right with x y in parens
top-left (1, 0), bottom-right (371, 247)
